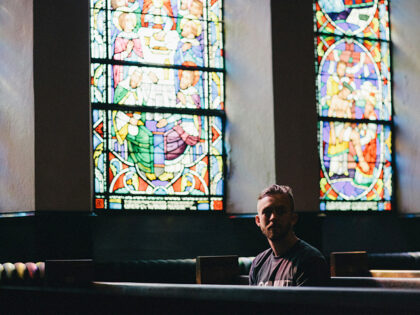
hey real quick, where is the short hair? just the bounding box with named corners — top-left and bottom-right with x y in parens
top-left (337, 60), bottom-right (347, 68)
top-left (258, 184), bottom-right (295, 212)
top-left (119, 12), bottom-right (136, 30)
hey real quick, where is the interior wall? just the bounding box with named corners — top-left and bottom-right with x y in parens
top-left (224, 0), bottom-right (276, 213)
top-left (0, 0), bottom-right (35, 212)
top-left (34, 0), bottom-right (91, 211)
top-left (391, 0), bottom-right (420, 214)
top-left (271, 0), bottom-right (319, 212)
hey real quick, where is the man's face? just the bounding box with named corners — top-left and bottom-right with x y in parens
top-left (180, 71), bottom-right (194, 90)
top-left (130, 71), bottom-right (142, 88)
top-left (121, 14), bottom-right (136, 32)
top-left (255, 194), bottom-right (297, 242)
top-left (365, 99), bottom-right (374, 113)
top-left (112, 0), bottom-right (126, 9)
top-left (181, 21), bottom-right (197, 38)
top-left (339, 86), bottom-right (351, 99)
top-left (180, 0), bottom-right (188, 10)
top-left (337, 62), bottom-right (346, 78)
top-left (190, 1), bottom-right (203, 17)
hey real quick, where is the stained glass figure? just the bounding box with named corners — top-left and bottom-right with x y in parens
top-left (314, 0), bottom-right (389, 40)
top-left (314, 0), bottom-right (392, 211)
top-left (316, 37), bottom-right (391, 121)
top-left (319, 121), bottom-right (392, 207)
top-left (90, 1), bottom-right (106, 59)
top-left (104, 65), bottom-right (223, 110)
top-left (90, 0), bottom-right (225, 211)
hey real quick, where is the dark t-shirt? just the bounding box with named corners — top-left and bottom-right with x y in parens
top-left (249, 239), bottom-right (329, 287)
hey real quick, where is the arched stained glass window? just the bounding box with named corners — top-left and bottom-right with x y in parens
top-left (90, 0), bottom-right (225, 211)
top-left (314, 0), bottom-right (393, 211)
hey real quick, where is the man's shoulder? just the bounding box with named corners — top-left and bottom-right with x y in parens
top-left (292, 239), bottom-right (326, 262)
top-left (293, 240), bottom-right (329, 286)
top-left (252, 248), bottom-right (273, 266)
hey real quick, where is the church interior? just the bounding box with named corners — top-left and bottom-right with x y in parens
top-left (2, 0), bottom-right (420, 313)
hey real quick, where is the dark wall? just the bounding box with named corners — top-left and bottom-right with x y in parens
top-left (34, 0), bottom-right (92, 211)
top-left (3, 211), bottom-right (420, 263)
top-left (322, 214), bottom-right (420, 254)
top-left (93, 214), bottom-right (267, 261)
top-left (271, 0), bottom-right (319, 212)
top-left (0, 213), bottom-right (268, 262)
top-left (0, 213), bottom-right (91, 262)
top-left (0, 212), bottom-right (322, 262)
top-left (92, 212), bottom-right (326, 261)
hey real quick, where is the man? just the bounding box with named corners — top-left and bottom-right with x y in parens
top-left (114, 68), bottom-right (146, 105)
top-left (327, 81), bottom-right (370, 177)
top-left (249, 185), bottom-right (329, 287)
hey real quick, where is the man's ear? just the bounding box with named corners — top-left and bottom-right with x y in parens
top-left (255, 214), bottom-right (260, 227)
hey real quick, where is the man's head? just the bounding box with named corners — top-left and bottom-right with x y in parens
top-left (336, 61), bottom-right (347, 78)
top-left (189, 0), bottom-right (203, 17)
top-left (365, 91), bottom-right (376, 112)
top-left (179, 62), bottom-right (199, 90)
top-left (255, 185), bottom-right (297, 242)
top-left (129, 69), bottom-right (143, 88)
top-left (338, 82), bottom-right (353, 99)
top-left (119, 12), bottom-right (137, 32)
top-left (111, 0), bottom-right (127, 10)
top-left (179, 70), bottom-right (194, 89)
top-left (181, 19), bottom-right (201, 39)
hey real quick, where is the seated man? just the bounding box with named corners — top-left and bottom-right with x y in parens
top-left (249, 185), bottom-right (329, 286)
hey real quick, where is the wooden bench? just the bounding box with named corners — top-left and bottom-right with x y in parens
top-left (331, 251), bottom-right (420, 278)
top-left (330, 251), bottom-right (420, 289)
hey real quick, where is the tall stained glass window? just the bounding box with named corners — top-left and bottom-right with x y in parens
top-left (90, 0), bottom-right (225, 211)
top-left (314, 0), bottom-right (393, 211)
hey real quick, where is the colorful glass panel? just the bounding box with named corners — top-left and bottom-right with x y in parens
top-left (91, 0), bottom-right (225, 211)
top-left (208, 21), bottom-right (224, 68)
top-left (209, 72), bottom-right (223, 110)
top-left (209, 116), bottom-right (224, 196)
top-left (210, 197), bottom-right (223, 210)
top-left (316, 36), bottom-right (391, 121)
top-left (319, 121), bottom-right (392, 203)
top-left (93, 109), bottom-right (107, 194)
top-left (108, 13), bottom-right (208, 67)
top-left (314, 0), bottom-right (392, 211)
top-left (103, 65), bottom-right (223, 110)
top-left (109, 110), bottom-right (208, 184)
top-left (314, 0), bottom-right (389, 40)
top-left (90, 0), bottom-right (224, 70)
top-left (91, 64), bottom-right (107, 103)
top-left (90, 8), bottom-right (107, 59)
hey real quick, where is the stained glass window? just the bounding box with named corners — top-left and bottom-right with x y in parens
top-left (90, 0), bottom-right (225, 211)
top-left (314, 0), bottom-right (393, 211)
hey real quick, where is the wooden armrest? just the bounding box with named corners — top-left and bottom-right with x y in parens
top-left (196, 255), bottom-right (239, 284)
top-left (369, 269), bottom-right (420, 278)
top-left (330, 251), bottom-right (368, 277)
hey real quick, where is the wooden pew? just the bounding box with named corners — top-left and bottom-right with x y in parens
top-left (330, 251), bottom-right (369, 277)
top-left (330, 251), bottom-right (420, 289)
top-left (331, 276), bottom-right (420, 289)
top-left (330, 251), bottom-right (420, 277)
top-left (196, 255), bottom-right (239, 284)
top-left (4, 282), bottom-right (420, 314)
top-left (369, 270), bottom-right (420, 278)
